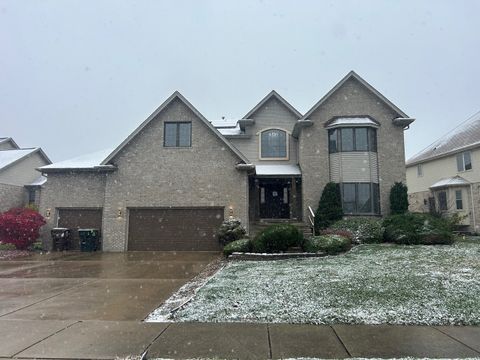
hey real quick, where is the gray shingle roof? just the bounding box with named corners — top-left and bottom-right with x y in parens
top-left (407, 110), bottom-right (480, 166)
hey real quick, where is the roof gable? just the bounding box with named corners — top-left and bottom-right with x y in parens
top-left (0, 147), bottom-right (51, 172)
top-left (102, 91), bottom-right (248, 165)
top-left (243, 90), bottom-right (302, 119)
top-left (0, 137), bottom-right (20, 150)
top-left (303, 71), bottom-right (408, 119)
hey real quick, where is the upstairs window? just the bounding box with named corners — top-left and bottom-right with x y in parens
top-left (417, 164), bottom-right (423, 177)
top-left (260, 129), bottom-right (287, 159)
top-left (456, 151), bottom-right (472, 172)
top-left (164, 122), bottom-right (192, 147)
top-left (328, 127), bottom-right (377, 153)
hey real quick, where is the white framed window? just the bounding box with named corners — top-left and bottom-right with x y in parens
top-left (259, 128), bottom-right (288, 160)
top-left (456, 151), bottom-right (472, 172)
top-left (417, 164), bottom-right (423, 177)
top-left (455, 190), bottom-right (463, 210)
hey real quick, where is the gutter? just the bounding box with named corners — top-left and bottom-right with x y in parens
top-left (292, 119), bottom-right (313, 138)
top-left (235, 163), bottom-right (255, 171)
top-left (392, 117), bottom-right (415, 129)
top-left (37, 165), bottom-right (117, 174)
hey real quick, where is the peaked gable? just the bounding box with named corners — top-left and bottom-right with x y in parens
top-left (102, 91), bottom-right (248, 165)
top-left (243, 90), bottom-right (302, 119)
top-left (0, 148), bottom-right (51, 172)
top-left (0, 137), bottom-right (20, 150)
top-left (303, 71), bottom-right (408, 119)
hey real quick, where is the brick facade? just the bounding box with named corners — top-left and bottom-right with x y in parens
top-left (0, 183), bottom-right (25, 212)
top-left (299, 77), bottom-right (407, 219)
top-left (38, 73), bottom-right (410, 251)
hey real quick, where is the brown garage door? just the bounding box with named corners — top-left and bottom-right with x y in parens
top-left (57, 208), bottom-right (103, 250)
top-left (128, 207), bottom-right (224, 251)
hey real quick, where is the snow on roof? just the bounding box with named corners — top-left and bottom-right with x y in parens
top-left (27, 175), bottom-right (47, 186)
top-left (407, 110), bottom-right (480, 166)
top-left (0, 137), bottom-right (20, 149)
top-left (326, 117), bottom-right (379, 128)
top-left (211, 119), bottom-right (239, 127)
top-left (217, 125), bottom-right (242, 136)
top-left (430, 176), bottom-right (471, 189)
top-left (40, 148), bottom-right (114, 170)
top-left (255, 164), bottom-right (301, 176)
top-left (0, 148), bottom-right (38, 170)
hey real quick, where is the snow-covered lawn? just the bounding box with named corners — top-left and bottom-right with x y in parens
top-left (165, 240), bottom-right (480, 325)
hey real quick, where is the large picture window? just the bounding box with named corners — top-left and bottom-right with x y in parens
top-left (260, 129), bottom-right (287, 159)
top-left (164, 122), bottom-right (192, 147)
top-left (328, 127), bottom-right (377, 153)
top-left (341, 182), bottom-right (380, 215)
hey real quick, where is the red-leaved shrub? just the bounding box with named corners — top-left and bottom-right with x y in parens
top-left (0, 208), bottom-right (46, 250)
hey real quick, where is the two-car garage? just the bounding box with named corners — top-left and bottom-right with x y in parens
top-left (128, 207), bottom-right (224, 251)
top-left (127, 207), bottom-right (224, 251)
top-left (57, 207), bottom-right (224, 251)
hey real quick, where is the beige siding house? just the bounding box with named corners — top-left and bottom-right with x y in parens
top-left (38, 71), bottom-right (413, 251)
top-left (0, 137), bottom-right (51, 212)
top-left (406, 111), bottom-right (480, 233)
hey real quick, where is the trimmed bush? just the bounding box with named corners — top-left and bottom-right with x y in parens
top-left (0, 208), bottom-right (46, 250)
top-left (390, 182), bottom-right (409, 215)
top-left (383, 212), bottom-right (455, 245)
top-left (223, 238), bottom-right (251, 256)
top-left (217, 218), bottom-right (247, 245)
top-left (303, 234), bottom-right (351, 255)
top-left (314, 182), bottom-right (343, 233)
top-left (331, 217), bottom-right (384, 244)
top-left (251, 224), bottom-right (303, 253)
top-left (0, 242), bottom-right (16, 251)
top-left (30, 241), bottom-right (44, 252)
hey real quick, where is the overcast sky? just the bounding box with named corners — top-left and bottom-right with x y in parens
top-left (1, 0), bottom-right (479, 162)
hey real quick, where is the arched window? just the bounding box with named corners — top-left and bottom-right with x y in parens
top-left (260, 129), bottom-right (288, 159)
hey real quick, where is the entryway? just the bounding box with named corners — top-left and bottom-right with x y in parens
top-left (249, 177), bottom-right (302, 221)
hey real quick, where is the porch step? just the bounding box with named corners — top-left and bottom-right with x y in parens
top-left (250, 221), bottom-right (313, 239)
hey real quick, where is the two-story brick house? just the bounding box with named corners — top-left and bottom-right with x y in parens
top-left (38, 71), bottom-right (413, 251)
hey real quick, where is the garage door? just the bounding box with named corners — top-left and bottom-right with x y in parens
top-left (57, 208), bottom-right (103, 250)
top-left (128, 207), bottom-right (224, 251)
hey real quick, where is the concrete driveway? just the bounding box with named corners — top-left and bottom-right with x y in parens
top-left (0, 251), bottom-right (219, 321)
top-left (1, 251), bottom-right (479, 359)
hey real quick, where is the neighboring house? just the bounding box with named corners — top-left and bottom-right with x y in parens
top-left (38, 71), bottom-right (413, 251)
top-left (0, 137), bottom-right (51, 212)
top-left (406, 111), bottom-right (480, 233)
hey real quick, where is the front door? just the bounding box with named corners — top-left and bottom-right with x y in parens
top-left (260, 183), bottom-right (290, 218)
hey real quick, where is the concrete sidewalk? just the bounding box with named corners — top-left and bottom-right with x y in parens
top-left (1, 320), bottom-right (479, 359)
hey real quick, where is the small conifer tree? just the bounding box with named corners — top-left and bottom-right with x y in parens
top-left (314, 182), bottom-right (343, 234)
top-left (390, 182), bottom-right (409, 214)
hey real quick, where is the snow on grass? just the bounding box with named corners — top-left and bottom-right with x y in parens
top-left (168, 241), bottom-right (480, 325)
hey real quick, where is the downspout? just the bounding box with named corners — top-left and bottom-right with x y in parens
top-left (470, 183), bottom-right (476, 232)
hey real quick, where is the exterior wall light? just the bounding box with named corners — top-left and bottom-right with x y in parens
top-left (45, 209), bottom-right (51, 218)
top-left (229, 206), bottom-right (234, 218)
top-left (117, 208), bottom-right (123, 218)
